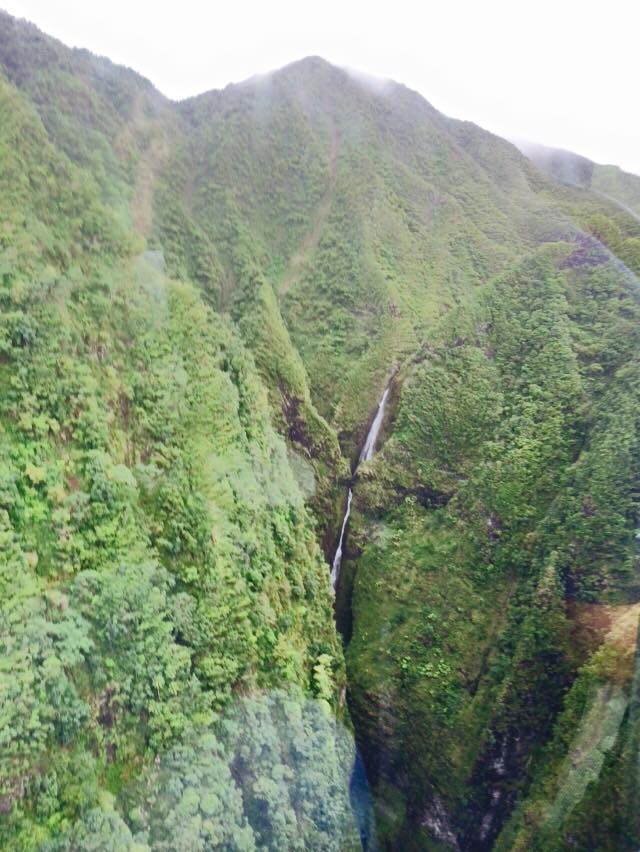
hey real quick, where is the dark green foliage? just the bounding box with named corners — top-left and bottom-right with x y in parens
top-left (347, 246), bottom-right (640, 847)
top-left (135, 732), bottom-right (254, 851)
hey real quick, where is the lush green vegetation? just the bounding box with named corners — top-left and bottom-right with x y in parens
top-left (0, 24), bottom-right (352, 849)
top-left (346, 243), bottom-right (640, 847)
top-left (1, 10), bottom-right (639, 850)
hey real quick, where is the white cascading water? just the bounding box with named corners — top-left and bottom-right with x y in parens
top-left (330, 488), bottom-right (353, 587)
top-left (331, 386), bottom-right (390, 589)
top-left (359, 387), bottom-right (390, 462)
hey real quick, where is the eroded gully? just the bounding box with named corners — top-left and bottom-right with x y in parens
top-left (329, 384), bottom-right (392, 851)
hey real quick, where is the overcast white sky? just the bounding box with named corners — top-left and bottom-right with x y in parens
top-left (4, 0), bottom-right (640, 174)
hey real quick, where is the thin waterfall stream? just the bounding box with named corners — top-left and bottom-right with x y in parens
top-left (330, 489), bottom-right (353, 587)
top-left (330, 385), bottom-right (392, 851)
top-left (331, 386), bottom-right (390, 589)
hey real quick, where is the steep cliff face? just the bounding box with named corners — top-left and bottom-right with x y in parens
top-left (0, 17), bottom-right (356, 850)
top-left (345, 240), bottom-right (640, 847)
top-left (1, 11), bottom-right (639, 850)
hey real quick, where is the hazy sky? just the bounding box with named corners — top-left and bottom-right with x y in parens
top-left (4, 0), bottom-right (640, 174)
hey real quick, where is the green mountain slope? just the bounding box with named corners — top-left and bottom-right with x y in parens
top-left (517, 140), bottom-right (640, 219)
top-left (0, 20), bottom-right (355, 851)
top-left (591, 164), bottom-right (640, 218)
top-left (345, 240), bottom-right (640, 848)
top-left (0, 10), bottom-right (639, 850)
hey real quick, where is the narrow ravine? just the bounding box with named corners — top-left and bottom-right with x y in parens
top-left (331, 386), bottom-right (390, 589)
top-left (330, 489), bottom-right (353, 588)
top-left (330, 384), bottom-right (392, 851)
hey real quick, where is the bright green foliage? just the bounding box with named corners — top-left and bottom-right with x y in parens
top-left (42, 691), bottom-right (359, 851)
top-left (0, 22), bottom-right (346, 848)
top-left (44, 801), bottom-right (143, 852)
top-left (0, 510), bottom-right (93, 789)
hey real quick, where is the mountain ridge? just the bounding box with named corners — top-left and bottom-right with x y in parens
top-left (515, 138), bottom-right (640, 212)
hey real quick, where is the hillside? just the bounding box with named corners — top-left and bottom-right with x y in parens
top-left (0, 10), bottom-right (639, 850)
top-left (517, 140), bottom-right (640, 219)
top-left (0, 13), bottom-right (356, 850)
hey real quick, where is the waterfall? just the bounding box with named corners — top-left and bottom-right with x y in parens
top-left (331, 489), bottom-right (353, 587)
top-left (359, 387), bottom-right (390, 463)
top-left (331, 386), bottom-right (390, 589)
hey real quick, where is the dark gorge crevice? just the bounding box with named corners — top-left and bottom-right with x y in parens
top-left (327, 381), bottom-right (396, 850)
